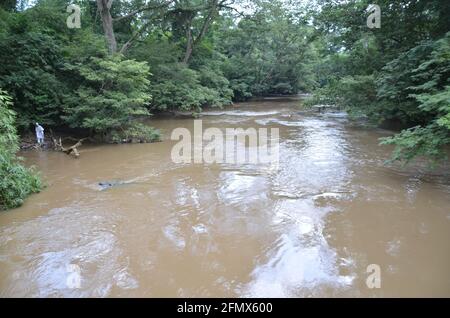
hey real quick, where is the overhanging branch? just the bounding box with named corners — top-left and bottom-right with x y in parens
top-left (113, 1), bottom-right (174, 22)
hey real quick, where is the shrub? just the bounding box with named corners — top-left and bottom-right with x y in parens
top-left (0, 89), bottom-right (42, 210)
top-left (62, 55), bottom-right (157, 142)
top-left (109, 123), bottom-right (161, 144)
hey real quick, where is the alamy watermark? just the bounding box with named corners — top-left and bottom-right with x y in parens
top-left (66, 263), bottom-right (81, 289)
top-left (66, 4), bottom-right (81, 29)
top-left (366, 264), bottom-right (381, 289)
top-left (367, 4), bottom-right (381, 29)
top-left (170, 120), bottom-right (279, 167)
top-left (65, 4), bottom-right (380, 30)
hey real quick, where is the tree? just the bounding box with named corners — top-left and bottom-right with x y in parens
top-left (171, 0), bottom-right (226, 64)
top-left (0, 0), bottom-right (17, 11)
top-left (62, 55), bottom-right (159, 142)
top-left (219, 0), bottom-right (317, 98)
top-left (308, 0), bottom-right (450, 164)
top-left (380, 33), bottom-right (450, 163)
top-left (96, 0), bottom-right (174, 54)
top-left (0, 1), bottom-right (70, 130)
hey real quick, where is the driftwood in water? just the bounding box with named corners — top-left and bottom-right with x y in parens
top-left (52, 137), bottom-right (86, 158)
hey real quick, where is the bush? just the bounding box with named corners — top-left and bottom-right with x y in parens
top-left (0, 154), bottom-right (42, 210)
top-left (198, 65), bottom-right (234, 107)
top-left (109, 123), bottom-right (161, 144)
top-left (0, 89), bottom-right (41, 210)
top-left (62, 55), bottom-right (156, 141)
top-left (379, 33), bottom-right (450, 163)
top-left (380, 123), bottom-right (450, 164)
top-left (149, 63), bottom-right (232, 112)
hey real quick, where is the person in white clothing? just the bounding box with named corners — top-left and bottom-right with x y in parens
top-left (35, 123), bottom-right (44, 145)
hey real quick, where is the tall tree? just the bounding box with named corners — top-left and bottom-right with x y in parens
top-left (96, 0), bottom-right (117, 53)
top-left (96, 0), bottom-right (174, 54)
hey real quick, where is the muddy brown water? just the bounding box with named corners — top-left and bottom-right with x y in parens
top-left (1, 97), bottom-right (449, 297)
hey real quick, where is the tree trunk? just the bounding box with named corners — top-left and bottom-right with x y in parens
top-left (183, 27), bottom-right (194, 64)
top-left (97, 0), bottom-right (117, 53)
top-left (182, 0), bottom-right (219, 64)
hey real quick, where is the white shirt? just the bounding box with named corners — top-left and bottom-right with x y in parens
top-left (36, 125), bottom-right (44, 139)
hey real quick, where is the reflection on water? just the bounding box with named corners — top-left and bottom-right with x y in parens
top-left (1, 97), bottom-right (449, 297)
top-left (244, 115), bottom-right (356, 297)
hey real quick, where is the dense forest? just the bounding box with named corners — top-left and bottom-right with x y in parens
top-left (0, 0), bottom-right (449, 209)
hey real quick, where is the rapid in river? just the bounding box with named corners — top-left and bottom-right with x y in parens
top-left (1, 97), bottom-right (449, 297)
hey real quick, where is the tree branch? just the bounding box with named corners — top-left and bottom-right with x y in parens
top-left (119, 22), bottom-right (153, 54)
top-left (113, 1), bottom-right (174, 22)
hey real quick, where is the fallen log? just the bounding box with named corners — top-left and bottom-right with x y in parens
top-left (48, 129), bottom-right (88, 158)
top-left (52, 137), bottom-right (86, 158)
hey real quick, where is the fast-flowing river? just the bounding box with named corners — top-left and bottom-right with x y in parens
top-left (1, 97), bottom-right (449, 297)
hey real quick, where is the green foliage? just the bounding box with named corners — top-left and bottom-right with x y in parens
top-left (62, 55), bottom-right (153, 139)
top-left (0, 89), bottom-right (42, 210)
top-left (1, 0), bottom-right (448, 173)
top-left (377, 30), bottom-right (450, 160)
top-left (149, 62), bottom-right (232, 112)
top-left (0, 90), bottom-right (19, 155)
top-left (377, 33), bottom-right (450, 163)
top-left (380, 123), bottom-right (449, 164)
top-left (0, 153), bottom-right (43, 210)
top-left (310, 1), bottom-right (450, 164)
top-left (149, 63), bottom-right (206, 112)
top-left (376, 42), bottom-right (436, 125)
top-left (218, 1), bottom-right (317, 99)
top-left (0, 31), bottom-right (66, 130)
top-left (109, 123), bottom-right (161, 144)
top-left (0, 2), bottom-right (85, 130)
top-left (198, 63), bottom-right (234, 107)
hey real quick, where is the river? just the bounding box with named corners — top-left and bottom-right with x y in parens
top-left (1, 97), bottom-right (449, 297)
